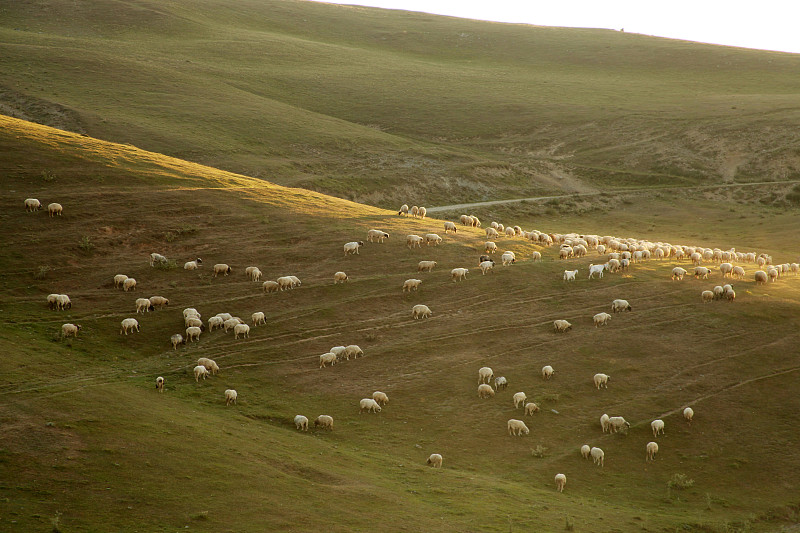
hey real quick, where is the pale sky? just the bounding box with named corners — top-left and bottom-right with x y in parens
top-left (310, 0), bottom-right (800, 54)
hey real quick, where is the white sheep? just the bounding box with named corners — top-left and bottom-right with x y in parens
top-left (768, 267), bottom-right (779, 282)
top-left (501, 251), bottom-right (516, 266)
top-left (477, 384), bottom-right (495, 399)
top-left (683, 407), bottom-right (694, 422)
top-left (186, 326), bottom-right (202, 342)
top-left (183, 308), bottom-right (200, 318)
top-left (372, 391), bottom-right (389, 406)
top-left (113, 274), bottom-right (129, 288)
top-left (593, 312), bottom-right (611, 328)
top-left (513, 392), bottom-right (527, 409)
top-left (319, 352), bottom-right (337, 368)
top-left (541, 365), bottom-right (554, 380)
top-left (399, 204), bottom-right (409, 216)
top-left (701, 290), bottom-right (714, 303)
top-left (213, 263), bottom-right (232, 277)
top-left (524, 402), bottom-right (539, 416)
top-left (600, 413), bottom-right (610, 433)
top-left (135, 298), bottom-right (153, 314)
top-left (479, 260), bottom-right (494, 275)
top-left (225, 389), bottom-right (238, 406)
top-left (208, 316), bottom-right (224, 331)
top-left (196, 358), bottom-right (219, 376)
top-left (193, 365), bottom-right (209, 382)
top-left (611, 299), bottom-right (631, 313)
top-left (555, 473), bottom-right (566, 493)
top-left (732, 265), bottom-right (746, 279)
top-left (427, 453), bottom-right (443, 468)
top-left (593, 373), bottom-right (609, 389)
top-left (485, 241), bottom-right (498, 254)
top-left (314, 415), bottom-right (334, 430)
top-left (450, 267), bottom-right (469, 282)
top-left (417, 206), bottom-right (427, 219)
top-left (359, 398), bottom-right (382, 413)
top-left (412, 304), bottom-right (432, 319)
top-left (402, 279), bottom-right (422, 292)
top-left (443, 221), bottom-right (457, 234)
top-left (149, 296), bottom-right (169, 309)
top-left (608, 416), bottom-right (630, 434)
top-left (694, 266), bottom-right (711, 280)
top-left (671, 267), bottom-right (687, 281)
top-left (24, 198), bottom-right (41, 212)
top-left (245, 266), bottom-right (263, 282)
top-left (478, 367), bottom-right (494, 385)
top-left (277, 276), bottom-right (295, 291)
top-left (330, 346), bottom-right (346, 360)
top-left (425, 233), bottom-right (442, 246)
top-left (334, 271), bottom-right (349, 284)
top-left (123, 278), bottom-right (137, 292)
top-left (563, 269), bottom-right (578, 281)
top-left (367, 229), bottom-right (390, 243)
top-left (507, 419), bottom-right (529, 436)
top-left (651, 419), bottom-right (665, 437)
top-left (262, 280), bottom-right (280, 293)
top-left (120, 318), bottom-right (140, 335)
top-left (156, 376), bottom-right (165, 393)
top-left (720, 262), bottom-right (734, 278)
top-left (252, 312), bottom-right (266, 326)
top-left (170, 334), bottom-right (184, 350)
top-left (47, 202), bottom-right (63, 216)
top-left (553, 319), bottom-right (572, 333)
top-left (149, 253), bottom-right (168, 267)
top-left (185, 317), bottom-right (203, 329)
top-left (724, 287), bottom-right (736, 301)
top-left (581, 444), bottom-right (591, 459)
top-left (417, 260), bottom-right (437, 272)
top-left (494, 376), bottom-right (508, 390)
top-left (754, 270), bottom-right (768, 284)
top-left (183, 258), bottom-right (202, 270)
top-left (531, 251), bottom-right (542, 262)
top-left (646, 441), bottom-right (659, 462)
top-left (294, 415), bottom-right (309, 431)
top-left (486, 227), bottom-right (500, 239)
top-left (590, 446), bottom-right (604, 467)
top-left (61, 323), bottom-right (81, 338)
top-left (345, 345), bottom-right (364, 359)
top-left (233, 323), bottom-right (251, 339)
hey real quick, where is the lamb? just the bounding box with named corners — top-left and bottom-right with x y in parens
top-left (47, 203), bottom-right (63, 217)
top-left (593, 312), bottom-right (611, 328)
top-left (501, 252), bottom-right (516, 266)
top-left (402, 279), bottom-right (422, 292)
top-left (581, 445), bottom-right (591, 459)
top-left (213, 263), bottom-right (232, 277)
top-left (478, 384), bottom-right (495, 399)
top-left (262, 280), bottom-right (280, 293)
top-left (541, 365), bottom-right (554, 380)
top-left (671, 267), bottom-right (687, 281)
top-left (359, 398), bottom-right (381, 413)
top-left (651, 419), bottom-right (665, 437)
top-left (149, 253), bottom-right (168, 267)
top-left (724, 287), bottom-right (736, 301)
top-left (186, 326), bottom-right (202, 342)
top-left (344, 241), bottom-right (365, 256)
top-left (197, 358), bottom-right (220, 375)
top-left (479, 260), bottom-right (495, 275)
top-left (170, 334), bottom-right (185, 350)
top-left (425, 233), bottom-right (442, 246)
top-left (193, 365), bottom-right (209, 382)
top-left (251, 312), bottom-right (266, 326)
top-left (417, 206), bottom-right (427, 219)
top-left (412, 304), bottom-right (432, 319)
top-left (156, 376), bottom-right (165, 393)
top-left (426, 454), bottom-right (443, 468)
top-left (319, 352), bottom-right (337, 368)
top-left (754, 270), bottom-right (768, 284)
top-left (683, 407), bottom-right (694, 422)
top-left (701, 290), bottom-right (714, 303)
top-left (372, 391), bottom-right (389, 406)
top-left (555, 473), bottom-right (566, 493)
top-left (608, 416), bottom-right (631, 434)
top-left (590, 446), bottom-right (604, 467)
top-left (136, 298), bottom-right (153, 314)
top-left (149, 296), bottom-right (169, 309)
top-left (485, 241), bottom-right (498, 254)
top-left (694, 266), bottom-right (711, 280)
top-left (494, 376), bottom-right (508, 390)
top-left (513, 392), bottom-right (527, 409)
top-left (208, 316), bottom-right (224, 331)
top-left (611, 299), bottom-right (632, 313)
top-left (563, 269), bottom-right (578, 281)
top-left (183, 258), bottom-right (203, 270)
top-left (367, 229), bottom-right (390, 243)
top-left (646, 441), bottom-right (659, 462)
top-left (334, 271), bottom-right (349, 284)
top-left (593, 373), bottom-right (609, 389)
top-left (531, 251), bottom-right (542, 262)
top-left (524, 402), bottom-right (540, 416)
top-left (314, 415), bottom-right (334, 430)
top-left (443, 221), bottom-right (457, 234)
top-left (225, 389), bottom-right (238, 406)
top-left (450, 267), bottom-right (469, 282)
top-left (120, 318), bottom-right (140, 335)
top-left (600, 414), bottom-right (610, 433)
top-left (245, 266), bottom-right (263, 282)
top-left (294, 415), bottom-right (309, 431)
top-left (113, 274), bottom-right (129, 288)
top-left (507, 419), bottom-right (529, 436)
top-left (478, 366), bottom-right (494, 385)
top-left (123, 278), bottom-right (137, 292)
top-left (553, 319), bottom-right (572, 333)
top-left (406, 234), bottom-right (424, 249)
top-left (398, 204), bottom-right (409, 216)
top-left (61, 323), bottom-right (81, 338)
top-left (588, 264), bottom-right (605, 279)
top-left (24, 198), bottom-right (41, 212)
top-left (417, 261), bottom-right (437, 272)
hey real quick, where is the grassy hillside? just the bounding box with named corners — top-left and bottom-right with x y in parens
top-left (2, 0), bottom-right (800, 207)
top-left (2, 116), bottom-right (800, 532)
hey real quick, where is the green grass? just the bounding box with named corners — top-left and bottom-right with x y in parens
top-left (1, 117), bottom-right (799, 532)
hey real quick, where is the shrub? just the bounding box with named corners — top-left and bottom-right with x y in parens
top-left (667, 473), bottom-right (695, 490)
top-left (78, 236), bottom-right (94, 253)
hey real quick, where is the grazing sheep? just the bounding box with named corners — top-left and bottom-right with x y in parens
top-left (513, 392), bottom-right (527, 409)
top-left (344, 241), bottom-right (365, 256)
top-left (123, 278), bottom-right (137, 292)
top-left (149, 296), bottom-right (169, 309)
top-left (725, 287), bottom-right (736, 301)
top-left (170, 334), bottom-right (185, 350)
top-left (215, 312), bottom-right (232, 321)
top-left (555, 473), bottom-right (566, 493)
top-left (319, 352), bottom-right (337, 368)
top-left (183, 308), bottom-right (200, 318)
top-left (425, 233), bottom-right (442, 246)
top-left (136, 298), bottom-right (153, 314)
top-left (417, 206), bottom-right (427, 219)
top-left (651, 419), bottom-right (665, 437)
top-left (720, 262), bottom-right (734, 278)
top-left (277, 276), bottom-right (295, 291)
top-left (193, 365), bottom-right (209, 382)
top-left (611, 299), bottom-right (631, 313)
top-left (427, 453), bottom-right (443, 468)
top-left (501, 252), bottom-right (516, 266)
top-left (334, 271), bottom-right (349, 284)
top-left (359, 398), bottom-right (382, 413)
top-left (485, 241), bottom-right (498, 254)
top-left (563, 269), bottom-right (578, 281)
top-left (367, 229), bottom-right (390, 243)
top-left (47, 293), bottom-right (59, 310)
top-left (417, 260), bottom-right (437, 272)
top-left (478, 367), bottom-right (494, 385)
top-left (588, 264), bottom-right (605, 279)
top-left (600, 414), bottom-right (610, 433)
top-left (197, 358), bottom-right (219, 375)
top-left (541, 365), bottom-right (554, 380)
top-left (590, 446), bottom-right (604, 467)
top-left (486, 227), bottom-right (500, 239)
top-left (47, 202), bottom-right (63, 216)
top-left (608, 416), bottom-right (631, 434)
top-left (646, 441), bottom-right (659, 462)
top-left (531, 251), bottom-right (542, 262)
top-left (185, 317), bottom-right (203, 329)
top-left (344, 345), bottom-right (364, 359)
top-left (245, 266), bottom-right (263, 282)
top-left (479, 260), bottom-right (495, 275)
top-left (443, 221), bottom-right (457, 234)
top-left (605, 258), bottom-right (621, 273)
top-left (593, 373), bottom-right (609, 389)
top-left (120, 318), bottom-right (140, 335)
top-left (477, 384), bottom-right (495, 399)
top-left (183, 258), bottom-right (203, 270)
top-left (149, 253), bottom-right (168, 267)
top-left (524, 402), bottom-right (539, 416)
top-left (113, 274), bottom-right (129, 288)
top-left (186, 326), bottom-right (202, 342)
top-left (24, 198), bottom-right (41, 212)
top-left (732, 265), bottom-right (746, 279)
top-left (372, 391), bottom-right (389, 406)
top-left (683, 407), bottom-right (694, 422)
top-left (694, 266), bottom-right (711, 280)
top-left (225, 389), bottom-right (238, 406)
top-left (451, 267), bottom-right (469, 282)
top-left (671, 267), bottom-right (687, 281)
top-left (294, 415), bottom-right (309, 431)
top-left (252, 312), bottom-right (266, 326)
top-left (406, 234), bottom-right (424, 249)
top-left (581, 445), bottom-right (591, 459)
top-left (593, 312), bottom-right (611, 328)
top-left (402, 279), bottom-right (422, 292)
top-left (507, 419), bottom-right (529, 436)
top-left (262, 280), bottom-right (280, 293)
top-left (208, 316), bottom-right (224, 331)
top-left (314, 415), bottom-right (334, 430)
top-left (412, 304), bottom-right (432, 319)
top-left (213, 263), bottom-right (232, 277)
top-left (61, 323), bottom-right (81, 338)
top-left (156, 376), bottom-right (165, 393)
top-left (330, 346), bottom-right (346, 360)
top-left (553, 319), bottom-right (572, 333)
top-left (398, 204), bottom-right (409, 216)
top-left (768, 267), bottom-right (779, 282)
top-left (754, 270), bottom-right (768, 284)
top-left (701, 290), bottom-right (714, 303)
top-left (494, 376), bottom-right (508, 390)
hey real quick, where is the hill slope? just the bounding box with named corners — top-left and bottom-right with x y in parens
top-left (2, 0), bottom-right (800, 206)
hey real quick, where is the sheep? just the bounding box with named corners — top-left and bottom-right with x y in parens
top-left (344, 241), bottom-right (364, 255)
top-left (600, 414), bottom-right (610, 433)
top-left (606, 258), bottom-right (621, 273)
top-left (233, 323), bottom-right (251, 339)
top-left (590, 446), bottom-right (604, 467)
top-left (334, 271), bottom-right (349, 284)
top-left (444, 221), bottom-right (457, 234)
top-left (418, 207), bottom-right (427, 219)
top-left (344, 345), bottom-right (363, 359)
top-left (671, 267), bottom-right (687, 281)
top-left (505, 227), bottom-right (516, 238)
top-left (593, 373), bottom-right (609, 389)
top-left (411, 206), bottom-right (419, 217)
top-left (367, 229), bottom-right (390, 243)
top-left (683, 407), bottom-right (694, 422)
top-left (120, 318), bottom-right (140, 335)
top-left (402, 278), bottom-right (422, 292)
top-left (701, 290), bottom-right (714, 303)
top-left (277, 276), bottom-right (295, 291)
top-left (196, 358), bottom-right (219, 376)
top-left (513, 392), bottom-right (527, 409)
top-left (485, 241), bottom-right (498, 254)
top-left (412, 304), bottom-right (432, 319)
top-left (46, 293), bottom-right (59, 310)
top-left (588, 264), bottom-right (605, 279)
top-left (611, 299), bottom-right (631, 313)
top-left (581, 444), bottom-right (591, 459)
top-left (186, 326), bottom-right (202, 342)
top-left (156, 376), bottom-right (165, 393)
top-left (149, 296), bottom-right (169, 309)
top-left (694, 266), bottom-right (711, 280)
top-left (555, 473), bottom-right (566, 493)
top-left (113, 274), bottom-right (129, 288)
top-left (507, 419), bottom-right (529, 436)
top-left (183, 308), bottom-right (200, 318)
top-left (559, 247), bottom-right (572, 260)
top-left (319, 352), bottom-right (337, 368)
top-left (225, 389), bottom-right (238, 406)
top-left (406, 234), bottom-right (424, 249)
top-left (494, 376), bottom-right (508, 390)
top-left (185, 317), bottom-right (204, 329)
top-left (330, 346), bottom-right (346, 360)
top-left (768, 267), bottom-right (779, 282)
top-left (450, 267), bottom-right (469, 282)
top-left (754, 270), bottom-right (768, 284)
top-left (251, 312), bottom-right (266, 326)
top-left (149, 253), bottom-right (168, 267)
top-left (724, 287), bottom-right (736, 301)
top-left (646, 441), bottom-right (659, 462)
top-left (427, 453), bottom-right (443, 468)
top-left (372, 391), bottom-right (389, 406)
top-left (651, 419), bottom-right (665, 437)
top-left (531, 251), bottom-right (542, 262)
top-left (553, 319), bottom-right (572, 333)
top-left (691, 252), bottom-right (702, 265)
top-left (170, 334), bottom-right (185, 350)
top-left (61, 323), bottom-right (81, 338)
top-left (123, 278), bottom-right (137, 292)
top-left (136, 298), bottom-right (154, 314)
top-left (262, 280), bottom-right (280, 293)
top-left (486, 227), bottom-right (500, 239)
top-left (720, 262), bottom-right (734, 278)
top-left (425, 233), bottom-right (442, 246)
top-left (524, 402), bottom-right (540, 416)
top-left (563, 269), bottom-right (578, 281)
top-left (183, 258), bottom-right (203, 270)
top-left (215, 312), bottom-right (232, 321)
top-left (732, 266), bottom-right (746, 279)
top-left (478, 366), bottom-right (494, 385)
top-left (213, 263), bottom-right (232, 277)
top-left (207, 316), bottom-right (224, 331)
top-left (478, 384), bottom-right (495, 399)
top-left (294, 415), bottom-right (309, 431)
top-left (47, 202), bottom-right (63, 217)
top-left (713, 285), bottom-right (724, 300)
top-left (193, 365), bottom-right (209, 382)
top-left (417, 261), bottom-right (437, 272)
top-left (542, 365), bottom-right (554, 380)
top-left (620, 258), bottom-right (630, 271)
top-left (593, 312), bottom-right (611, 328)
top-left (608, 416), bottom-right (631, 434)
top-left (314, 415), bottom-right (334, 430)
top-left (501, 251), bottom-right (516, 266)
top-left (360, 398), bottom-right (382, 413)
top-left (24, 198), bottom-right (41, 212)
top-left (398, 204), bottom-right (409, 216)
top-left (245, 266), bottom-right (263, 282)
